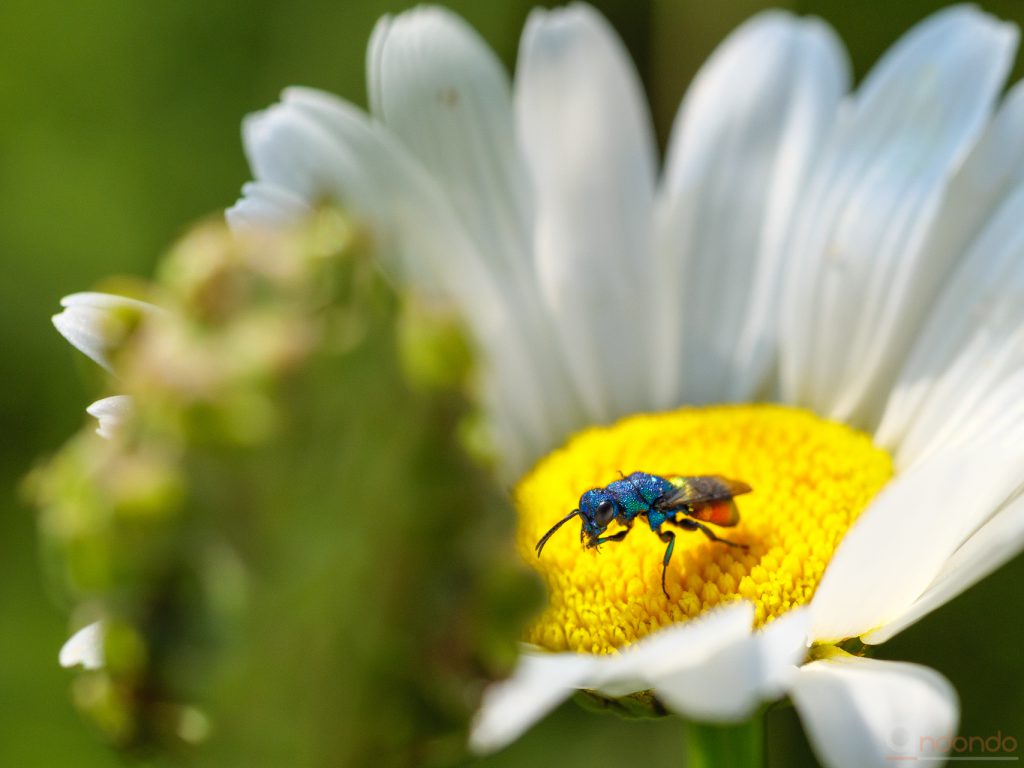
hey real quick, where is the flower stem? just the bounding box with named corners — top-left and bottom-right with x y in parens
top-left (684, 716), bottom-right (763, 768)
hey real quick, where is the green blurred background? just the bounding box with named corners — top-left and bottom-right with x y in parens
top-left (2, 0), bottom-right (1023, 765)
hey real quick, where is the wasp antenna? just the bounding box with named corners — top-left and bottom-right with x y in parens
top-left (535, 510), bottom-right (580, 557)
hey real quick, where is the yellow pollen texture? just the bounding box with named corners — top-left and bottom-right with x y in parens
top-left (517, 405), bottom-right (893, 655)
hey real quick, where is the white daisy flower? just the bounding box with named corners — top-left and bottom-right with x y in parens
top-left (226, 3), bottom-right (1024, 766)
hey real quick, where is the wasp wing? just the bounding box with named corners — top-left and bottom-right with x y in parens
top-left (654, 475), bottom-right (751, 509)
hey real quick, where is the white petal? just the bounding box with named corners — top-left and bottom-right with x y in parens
top-left (875, 181), bottom-right (1024, 468)
top-left (226, 181), bottom-right (312, 231)
top-left (86, 395), bottom-right (133, 440)
top-left (866, 492), bottom-right (1024, 643)
top-left (588, 602), bottom-right (807, 722)
top-left (750, 607), bottom-right (813, 699)
top-left (645, 606), bottom-right (809, 721)
top-left (654, 11), bottom-right (848, 407)
top-left (59, 621), bottom-right (105, 670)
top-left (469, 651), bottom-right (597, 754)
top-left (810, 444), bottom-right (1024, 642)
top-left (239, 89), bottom-right (558, 468)
top-left (367, 8), bottom-right (586, 447)
top-left (791, 655), bottom-right (958, 768)
top-left (468, 606), bottom-right (806, 753)
top-left (471, 602), bottom-right (784, 753)
top-left (368, 6), bottom-right (532, 296)
top-left (516, 3), bottom-right (657, 421)
top-left (52, 292), bottom-right (158, 373)
top-left (780, 6), bottom-right (1017, 426)
top-left (239, 95), bottom-right (412, 277)
top-left (240, 89), bottom-right (466, 290)
top-left (898, 77), bottom-right (1024, 314)
top-left (591, 601), bottom-right (756, 699)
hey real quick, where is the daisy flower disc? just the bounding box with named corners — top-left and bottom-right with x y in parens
top-left (520, 404), bottom-right (892, 653)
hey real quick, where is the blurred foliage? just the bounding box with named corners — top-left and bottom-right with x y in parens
top-left (3, 1), bottom-right (1024, 767)
top-left (28, 216), bottom-right (536, 765)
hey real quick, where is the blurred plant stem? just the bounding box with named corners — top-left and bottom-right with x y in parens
top-left (29, 211), bottom-right (539, 766)
top-left (684, 716), bottom-right (764, 768)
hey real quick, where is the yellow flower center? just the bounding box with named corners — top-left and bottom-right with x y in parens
top-left (517, 404), bottom-right (893, 655)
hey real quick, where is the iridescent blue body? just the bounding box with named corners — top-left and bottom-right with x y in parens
top-left (536, 471), bottom-right (750, 598)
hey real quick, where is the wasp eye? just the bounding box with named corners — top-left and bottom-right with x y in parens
top-left (594, 499), bottom-right (616, 526)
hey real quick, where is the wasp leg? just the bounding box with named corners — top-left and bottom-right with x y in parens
top-left (595, 529), bottom-right (630, 547)
top-left (658, 530), bottom-right (676, 599)
top-left (593, 520), bottom-right (630, 548)
top-left (675, 518), bottom-right (747, 549)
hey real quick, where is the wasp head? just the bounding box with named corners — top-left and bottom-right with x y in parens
top-left (535, 487), bottom-right (625, 558)
top-left (579, 489), bottom-right (622, 547)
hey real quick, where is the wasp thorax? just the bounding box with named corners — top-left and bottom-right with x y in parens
top-left (516, 404), bottom-right (893, 654)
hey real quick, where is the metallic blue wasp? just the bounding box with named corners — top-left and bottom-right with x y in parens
top-left (535, 471), bottom-right (750, 598)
